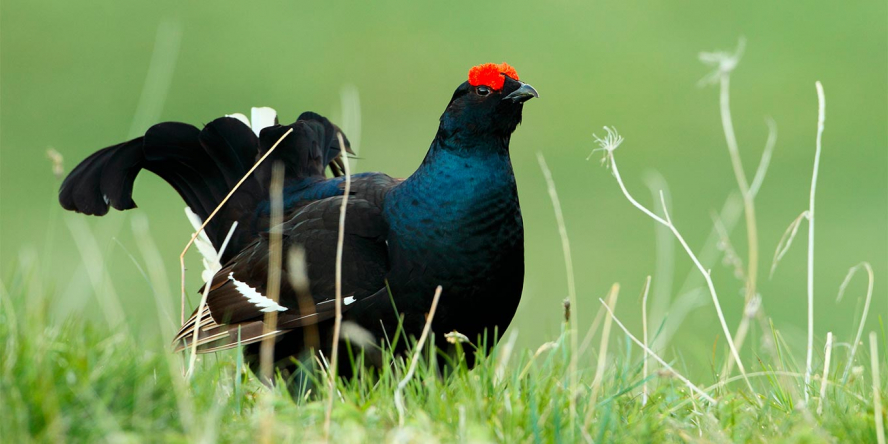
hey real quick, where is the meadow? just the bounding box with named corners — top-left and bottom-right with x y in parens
top-left (1, 0), bottom-right (886, 441)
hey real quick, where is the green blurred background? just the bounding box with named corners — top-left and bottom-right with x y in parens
top-left (2, 1), bottom-right (885, 374)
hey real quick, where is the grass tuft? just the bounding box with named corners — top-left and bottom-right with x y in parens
top-left (4, 262), bottom-right (883, 441)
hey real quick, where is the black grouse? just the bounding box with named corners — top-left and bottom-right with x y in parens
top-left (59, 62), bottom-right (538, 382)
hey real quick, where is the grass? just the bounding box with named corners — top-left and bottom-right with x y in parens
top-left (2, 42), bottom-right (885, 442)
top-left (1, 257), bottom-right (885, 442)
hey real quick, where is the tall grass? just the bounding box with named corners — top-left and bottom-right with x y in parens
top-left (2, 45), bottom-right (886, 442)
top-left (2, 249), bottom-right (884, 442)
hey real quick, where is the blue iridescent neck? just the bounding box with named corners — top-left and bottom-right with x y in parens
top-left (382, 134), bottom-right (523, 295)
top-left (410, 135), bottom-right (514, 191)
top-left (385, 135), bottom-right (518, 229)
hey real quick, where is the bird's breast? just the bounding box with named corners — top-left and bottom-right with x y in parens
top-left (383, 154), bottom-right (524, 302)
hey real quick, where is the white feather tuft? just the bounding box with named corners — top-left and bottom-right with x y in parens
top-left (225, 112), bottom-right (251, 129)
top-left (250, 107), bottom-right (277, 137)
top-left (228, 272), bottom-right (287, 312)
top-left (184, 207), bottom-right (223, 283)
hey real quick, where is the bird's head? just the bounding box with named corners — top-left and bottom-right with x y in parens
top-left (438, 62), bottom-right (538, 144)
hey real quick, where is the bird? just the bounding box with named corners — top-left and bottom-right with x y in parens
top-left (59, 62), bottom-right (538, 385)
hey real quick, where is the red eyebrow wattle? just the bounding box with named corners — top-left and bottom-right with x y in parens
top-left (468, 63), bottom-right (520, 91)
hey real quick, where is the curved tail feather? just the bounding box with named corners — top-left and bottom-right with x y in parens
top-left (59, 112), bottom-right (352, 261)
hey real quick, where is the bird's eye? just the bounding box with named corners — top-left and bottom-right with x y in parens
top-left (476, 86), bottom-right (490, 96)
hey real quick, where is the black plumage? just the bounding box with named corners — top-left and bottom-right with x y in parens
top-left (60, 114), bottom-right (353, 261)
top-left (60, 64), bottom-right (538, 383)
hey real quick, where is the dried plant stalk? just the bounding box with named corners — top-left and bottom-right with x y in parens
top-left (395, 286), bottom-right (443, 426)
top-left (324, 133), bottom-right (352, 439)
top-left (178, 128), bottom-right (293, 325)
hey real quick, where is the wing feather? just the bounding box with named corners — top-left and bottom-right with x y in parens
top-left (172, 184), bottom-right (397, 354)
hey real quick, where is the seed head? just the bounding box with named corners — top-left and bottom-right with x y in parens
top-left (445, 330), bottom-right (470, 344)
top-left (46, 148), bottom-right (64, 179)
top-left (587, 126), bottom-right (623, 166)
top-left (698, 37), bottom-right (746, 85)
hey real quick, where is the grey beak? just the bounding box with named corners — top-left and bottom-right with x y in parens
top-left (503, 83), bottom-right (539, 103)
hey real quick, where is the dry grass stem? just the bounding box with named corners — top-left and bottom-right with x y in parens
top-left (666, 370), bottom-right (869, 416)
top-left (836, 262), bottom-right (874, 383)
top-left (186, 280), bottom-right (213, 379)
top-left (661, 191), bottom-right (757, 395)
top-left (325, 133), bottom-right (352, 438)
top-left (578, 299), bottom-right (606, 357)
top-left (769, 210), bottom-right (809, 278)
top-left (643, 172), bottom-right (675, 341)
top-left (395, 285), bottom-right (443, 426)
top-left (804, 81), bottom-right (826, 401)
top-left (641, 276), bottom-right (652, 406)
top-left (65, 218), bottom-right (126, 329)
top-left (722, 295), bottom-right (761, 377)
top-left (338, 85), bottom-right (362, 169)
top-left (287, 247), bottom-right (320, 352)
top-left (130, 215), bottom-right (177, 333)
top-left (178, 128), bottom-right (293, 325)
top-left (495, 330), bottom-right (519, 384)
top-left (186, 219), bottom-right (239, 379)
top-left (870, 332), bottom-right (886, 444)
top-left (128, 20), bottom-right (182, 139)
top-left (656, 194), bottom-right (743, 350)
top-left (717, 72), bottom-right (761, 309)
top-left (518, 341), bottom-right (559, 379)
top-left (586, 284), bottom-right (620, 425)
top-left (704, 43), bottom-right (783, 374)
top-left (713, 214), bottom-right (747, 281)
top-left (598, 298), bottom-right (716, 404)
top-left (607, 155), bottom-right (666, 226)
top-left (260, 163), bottom-right (286, 383)
top-left (748, 117), bottom-right (778, 198)
top-left (817, 331), bottom-right (833, 415)
top-left (258, 163), bottom-right (285, 444)
top-left (537, 152), bottom-right (579, 433)
top-left (602, 142), bottom-right (756, 399)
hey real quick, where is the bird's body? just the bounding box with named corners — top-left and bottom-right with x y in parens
top-left (383, 139), bottom-right (524, 348)
top-left (59, 63), bottom-right (537, 383)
